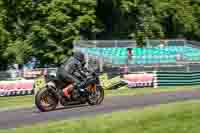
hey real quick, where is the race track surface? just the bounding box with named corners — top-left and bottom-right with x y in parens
top-left (1, 90), bottom-right (200, 129)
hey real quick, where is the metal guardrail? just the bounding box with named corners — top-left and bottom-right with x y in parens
top-left (74, 39), bottom-right (188, 48)
top-left (73, 40), bottom-right (137, 48)
top-left (0, 68), bottom-right (57, 81)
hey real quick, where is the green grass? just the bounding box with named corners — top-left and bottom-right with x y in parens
top-left (0, 95), bottom-right (34, 110)
top-left (0, 85), bottom-right (199, 110)
top-left (106, 85), bottom-right (200, 96)
top-left (1, 100), bottom-right (200, 133)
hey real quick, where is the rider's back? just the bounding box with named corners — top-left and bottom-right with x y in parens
top-left (60, 57), bottom-right (82, 74)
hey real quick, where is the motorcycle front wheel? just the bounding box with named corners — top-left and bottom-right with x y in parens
top-left (35, 87), bottom-right (59, 112)
top-left (87, 84), bottom-right (104, 105)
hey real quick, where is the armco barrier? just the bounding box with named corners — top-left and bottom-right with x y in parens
top-left (0, 80), bottom-right (35, 96)
top-left (3, 71), bottom-right (199, 97)
top-left (157, 71), bottom-right (200, 86)
top-left (121, 72), bottom-right (157, 88)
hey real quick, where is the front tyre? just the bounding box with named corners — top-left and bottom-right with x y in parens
top-left (87, 84), bottom-right (104, 105)
top-left (35, 87), bottom-right (58, 112)
top-left (96, 85), bottom-right (104, 104)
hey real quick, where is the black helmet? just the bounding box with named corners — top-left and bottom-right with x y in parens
top-left (73, 51), bottom-right (85, 62)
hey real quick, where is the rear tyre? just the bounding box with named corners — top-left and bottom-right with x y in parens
top-left (35, 87), bottom-right (58, 112)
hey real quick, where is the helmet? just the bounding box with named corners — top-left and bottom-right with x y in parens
top-left (73, 51), bottom-right (85, 63)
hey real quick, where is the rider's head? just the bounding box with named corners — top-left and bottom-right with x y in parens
top-left (73, 51), bottom-right (85, 64)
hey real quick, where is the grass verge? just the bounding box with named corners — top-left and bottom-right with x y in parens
top-left (106, 85), bottom-right (200, 96)
top-left (0, 95), bottom-right (34, 111)
top-left (1, 100), bottom-right (200, 133)
top-left (0, 85), bottom-right (199, 110)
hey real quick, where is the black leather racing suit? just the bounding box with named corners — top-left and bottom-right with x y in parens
top-left (56, 54), bottom-right (87, 90)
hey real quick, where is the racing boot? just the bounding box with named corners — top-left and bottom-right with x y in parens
top-left (62, 84), bottom-right (73, 99)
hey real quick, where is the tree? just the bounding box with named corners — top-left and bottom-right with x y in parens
top-left (30, 0), bottom-right (102, 66)
top-left (0, 0), bottom-right (199, 69)
top-left (96, 0), bottom-right (199, 44)
top-left (0, 0), bottom-right (103, 68)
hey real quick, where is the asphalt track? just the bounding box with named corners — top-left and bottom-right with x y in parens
top-left (1, 90), bottom-right (200, 129)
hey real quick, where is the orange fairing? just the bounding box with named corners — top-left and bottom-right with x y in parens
top-left (87, 84), bottom-right (96, 93)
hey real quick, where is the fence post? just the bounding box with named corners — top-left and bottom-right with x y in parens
top-left (85, 53), bottom-right (89, 69)
top-left (146, 37), bottom-right (150, 48)
top-left (99, 57), bottom-right (104, 72)
top-left (186, 63), bottom-right (190, 72)
top-left (183, 39), bottom-right (187, 47)
top-left (115, 40), bottom-right (117, 47)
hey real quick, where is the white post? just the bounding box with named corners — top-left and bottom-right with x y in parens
top-left (186, 63), bottom-right (190, 72)
top-left (99, 57), bottom-right (104, 72)
top-left (153, 71), bottom-right (158, 88)
top-left (85, 53), bottom-right (89, 69)
top-left (146, 37), bottom-right (150, 48)
top-left (183, 38), bottom-right (187, 47)
top-left (115, 40), bottom-right (117, 47)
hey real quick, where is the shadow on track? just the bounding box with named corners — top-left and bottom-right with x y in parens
top-left (33, 103), bottom-right (89, 113)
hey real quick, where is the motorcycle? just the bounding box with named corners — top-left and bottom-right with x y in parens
top-left (35, 70), bottom-right (104, 112)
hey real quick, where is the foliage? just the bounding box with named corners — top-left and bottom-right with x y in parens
top-left (104, 0), bottom-right (199, 41)
top-left (0, 0), bottom-right (199, 69)
top-left (0, 0), bottom-right (101, 69)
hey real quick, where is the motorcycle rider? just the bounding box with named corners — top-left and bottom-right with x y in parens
top-left (56, 51), bottom-right (89, 97)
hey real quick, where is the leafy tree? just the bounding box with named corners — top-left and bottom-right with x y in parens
top-left (0, 0), bottom-right (199, 69)
top-left (30, 0), bottom-right (102, 66)
top-left (0, 0), bottom-right (102, 69)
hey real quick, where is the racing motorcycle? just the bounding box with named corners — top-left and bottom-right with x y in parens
top-left (35, 70), bottom-right (104, 112)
